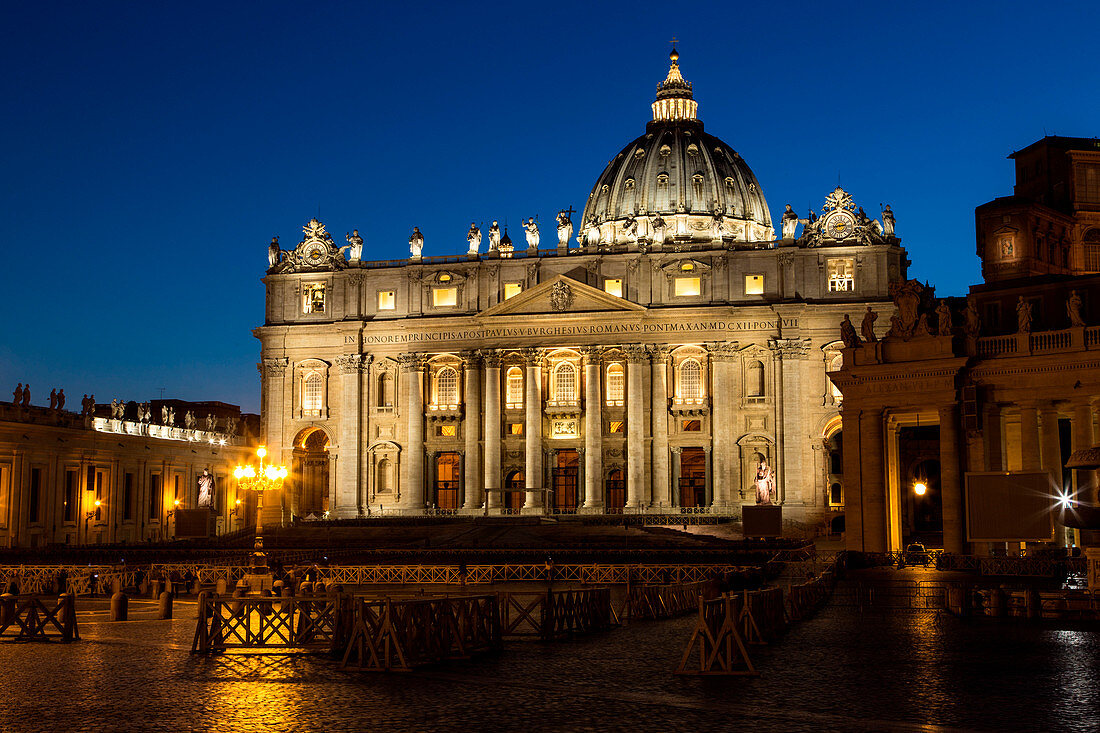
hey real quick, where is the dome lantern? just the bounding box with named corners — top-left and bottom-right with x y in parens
top-left (652, 47), bottom-right (698, 123)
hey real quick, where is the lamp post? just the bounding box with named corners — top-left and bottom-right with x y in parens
top-left (233, 446), bottom-right (288, 565)
top-left (84, 499), bottom-right (101, 543)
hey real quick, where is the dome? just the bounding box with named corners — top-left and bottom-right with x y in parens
top-left (580, 50), bottom-right (773, 247)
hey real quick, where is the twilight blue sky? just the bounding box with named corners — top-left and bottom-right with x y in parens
top-left (2, 1), bottom-right (1098, 414)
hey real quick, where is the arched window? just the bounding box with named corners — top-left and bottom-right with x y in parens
top-left (378, 372), bottom-right (393, 408)
top-left (506, 367), bottom-right (524, 407)
top-left (656, 173), bottom-right (670, 210)
top-left (435, 367), bottom-right (459, 406)
top-left (606, 363), bottom-right (624, 404)
top-left (302, 373), bottom-right (323, 411)
top-left (747, 360), bottom-right (765, 398)
top-left (678, 358), bottom-right (703, 401)
top-left (553, 362), bottom-right (577, 403)
top-left (376, 458), bottom-right (390, 494)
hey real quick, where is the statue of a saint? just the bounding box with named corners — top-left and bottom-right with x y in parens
top-left (860, 307), bottom-right (878, 342)
top-left (936, 300), bottom-right (953, 336)
top-left (651, 213), bottom-right (667, 246)
top-left (167, 407), bottom-right (176, 426)
top-left (711, 207), bottom-right (724, 240)
top-left (964, 299), bottom-right (980, 338)
top-left (110, 398), bottom-right (119, 419)
top-left (556, 210), bottom-right (573, 248)
top-left (466, 222), bottom-right (482, 254)
top-left (184, 410), bottom-right (195, 430)
top-left (49, 389), bottom-right (57, 410)
top-left (522, 217), bottom-right (540, 249)
top-left (345, 230), bottom-right (363, 261)
top-left (12, 383), bottom-right (22, 406)
top-left (1067, 290), bottom-right (1086, 327)
top-left (488, 221), bottom-right (501, 251)
top-left (1016, 296), bottom-right (1032, 334)
top-left (141, 402), bottom-right (150, 422)
top-left (205, 413), bottom-right (216, 432)
top-left (197, 469), bottom-right (215, 508)
top-left (622, 213), bottom-right (638, 242)
top-left (881, 205), bottom-right (895, 237)
top-left (753, 460), bottom-right (775, 505)
top-left (267, 236), bottom-right (281, 269)
top-left (409, 226), bottom-right (424, 258)
top-left (161, 405), bottom-right (168, 424)
top-left (57, 389), bottom-right (65, 410)
top-left (226, 416), bottom-right (238, 436)
top-left (840, 314), bottom-right (861, 348)
top-left (781, 204), bottom-right (799, 239)
top-left (583, 215), bottom-right (600, 247)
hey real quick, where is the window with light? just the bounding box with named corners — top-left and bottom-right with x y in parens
top-left (435, 367), bottom-right (459, 407)
top-left (675, 276), bottom-right (701, 297)
top-left (827, 258), bottom-right (855, 292)
top-left (506, 367), bottom-right (524, 408)
top-left (303, 283), bottom-right (326, 314)
top-left (744, 274), bottom-right (764, 295)
top-left (303, 373), bottom-right (323, 411)
top-left (378, 290), bottom-right (396, 310)
top-left (678, 359), bottom-right (703, 402)
top-left (606, 363), bottom-right (624, 405)
top-left (504, 282), bottom-right (522, 300)
top-left (433, 287), bottom-right (458, 307)
top-left (604, 279), bottom-right (623, 298)
top-left (552, 362), bottom-right (577, 403)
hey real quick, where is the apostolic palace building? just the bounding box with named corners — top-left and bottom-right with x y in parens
top-left (255, 50), bottom-right (905, 526)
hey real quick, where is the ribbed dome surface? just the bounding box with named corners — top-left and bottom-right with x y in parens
top-left (580, 51), bottom-right (773, 246)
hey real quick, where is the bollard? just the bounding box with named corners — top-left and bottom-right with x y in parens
top-left (112, 578), bottom-right (122, 596)
top-left (150, 578), bottom-right (166, 600)
top-left (216, 578), bottom-right (227, 595)
top-left (0, 593), bottom-right (15, 629)
top-left (110, 592), bottom-right (128, 622)
top-left (158, 591), bottom-right (173, 619)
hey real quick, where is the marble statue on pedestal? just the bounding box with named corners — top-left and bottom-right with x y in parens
top-left (267, 236), bottom-right (281, 269)
top-left (964, 299), bottom-right (981, 337)
top-left (753, 461), bottom-right (775, 505)
top-left (409, 227), bottom-right (424, 258)
top-left (840, 314), bottom-right (861, 348)
top-left (345, 230), bottom-right (364, 261)
top-left (1016, 296), bottom-right (1032, 334)
top-left (205, 413), bottom-right (216, 432)
top-left (860, 307), bottom-right (878, 342)
top-left (522, 218), bottom-right (540, 249)
top-left (881, 205), bottom-right (895, 237)
top-left (936, 300), bottom-right (953, 335)
top-left (1068, 290), bottom-right (1086, 327)
top-left (488, 221), bottom-right (501, 251)
top-left (582, 215), bottom-right (600, 246)
top-left (184, 410), bottom-right (195, 430)
top-left (651, 214), bottom-right (667, 246)
top-left (466, 223), bottom-right (482, 254)
top-left (556, 209), bottom-right (573, 248)
top-left (781, 204), bottom-right (799, 239)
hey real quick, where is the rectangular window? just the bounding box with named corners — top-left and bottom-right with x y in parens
top-left (64, 470), bottom-right (77, 522)
top-left (744, 274), bottom-right (764, 295)
top-left (609, 420), bottom-right (624, 434)
top-left (674, 276), bottom-right (701, 297)
top-left (436, 424), bottom-right (457, 437)
top-left (604, 279), bottom-right (623, 298)
top-left (149, 474), bottom-right (162, 519)
top-left (29, 468), bottom-right (41, 523)
top-left (433, 287), bottom-right (458, 307)
top-left (682, 419), bottom-right (702, 432)
top-left (509, 422), bottom-right (524, 435)
top-left (123, 472), bottom-right (134, 521)
top-left (1076, 163), bottom-right (1100, 204)
top-left (302, 283), bottom-right (326, 313)
top-left (377, 290), bottom-right (396, 310)
top-left (827, 258), bottom-right (855, 292)
top-left (503, 282), bottom-right (522, 300)
top-left (1085, 244), bottom-right (1100, 272)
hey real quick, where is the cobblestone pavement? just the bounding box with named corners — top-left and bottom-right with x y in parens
top-left (1, 589), bottom-right (1098, 732)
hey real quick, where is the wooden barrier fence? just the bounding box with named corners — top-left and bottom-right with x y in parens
top-left (621, 580), bottom-right (719, 621)
top-left (0, 593), bottom-right (79, 642)
top-left (497, 587), bottom-right (613, 640)
top-left (191, 593), bottom-right (350, 654)
top-left (341, 595), bottom-right (501, 671)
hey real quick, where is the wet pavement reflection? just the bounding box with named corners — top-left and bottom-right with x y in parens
top-left (2, 584), bottom-right (1098, 732)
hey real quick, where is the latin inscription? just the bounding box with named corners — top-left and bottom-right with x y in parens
top-left (360, 319), bottom-right (797, 345)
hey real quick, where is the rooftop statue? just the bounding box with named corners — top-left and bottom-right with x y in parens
top-left (651, 213), bottom-right (667, 246)
top-left (781, 204), bottom-right (799, 239)
top-left (522, 217), bottom-right (540, 249)
top-left (267, 236), bottom-right (281, 269)
top-left (409, 226), bottom-right (424, 258)
top-left (860, 306), bottom-right (878, 342)
top-left (488, 221), bottom-right (501, 251)
top-left (582, 215), bottom-right (600, 247)
top-left (466, 222), bottom-right (482, 254)
top-left (885, 279), bottom-right (925, 340)
top-left (936, 300), bottom-right (953, 336)
top-left (840, 314), bottom-right (861, 348)
top-left (345, 230), bottom-right (364, 261)
top-left (1068, 290), bottom-right (1086, 327)
top-left (881, 204), bottom-right (896, 237)
top-left (556, 209), bottom-right (574, 248)
top-left (964, 298), bottom-right (981, 338)
top-left (1016, 296), bottom-right (1032, 334)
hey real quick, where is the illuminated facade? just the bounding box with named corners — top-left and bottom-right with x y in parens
top-left (832, 136), bottom-right (1100, 554)
top-left (255, 52), bottom-right (906, 524)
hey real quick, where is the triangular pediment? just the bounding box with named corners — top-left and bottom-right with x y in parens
top-left (479, 275), bottom-right (646, 317)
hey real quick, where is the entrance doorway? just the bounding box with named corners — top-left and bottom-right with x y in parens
top-left (907, 458), bottom-right (943, 541)
top-left (504, 470), bottom-right (525, 511)
top-left (606, 469), bottom-right (625, 511)
top-left (435, 452), bottom-right (460, 510)
top-left (292, 428), bottom-right (330, 518)
top-left (552, 450), bottom-right (579, 512)
top-left (679, 447), bottom-right (705, 508)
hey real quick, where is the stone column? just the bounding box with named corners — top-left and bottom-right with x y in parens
top-left (1019, 404), bottom-right (1041, 472)
top-left (650, 347), bottom-right (671, 507)
top-left (482, 351), bottom-right (502, 509)
top-left (1040, 404), bottom-right (1066, 546)
top-left (709, 344), bottom-right (736, 508)
top-left (625, 346), bottom-right (647, 508)
top-left (984, 403), bottom-right (1004, 472)
top-left (583, 348), bottom-right (603, 510)
top-left (704, 447), bottom-right (713, 507)
top-left (463, 352), bottom-right (482, 510)
top-left (671, 446), bottom-right (682, 507)
top-left (861, 409), bottom-right (887, 552)
top-left (769, 338), bottom-right (811, 506)
top-left (335, 353), bottom-right (368, 518)
top-left (1073, 402), bottom-right (1096, 505)
top-left (399, 354), bottom-right (426, 511)
top-left (939, 404), bottom-right (965, 554)
top-left (523, 350), bottom-right (544, 511)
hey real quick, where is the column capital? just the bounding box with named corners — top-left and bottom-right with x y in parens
top-left (520, 347), bottom-right (544, 366)
top-left (767, 337), bottom-right (812, 360)
top-left (397, 353), bottom-right (427, 371)
top-left (579, 345), bottom-right (605, 364)
top-left (648, 344), bottom-right (672, 362)
top-left (478, 348), bottom-right (502, 367)
top-left (622, 344), bottom-right (649, 363)
top-left (707, 342), bottom-right (740, 361)
top-left (336, 353), bottom-right (372, 373)
top-left (461, 350), bottom-right (483, 369)
top-left (261, 357), bottom-right (289, 377)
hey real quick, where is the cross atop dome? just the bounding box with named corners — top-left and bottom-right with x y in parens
top-left (652, 47), bottom-right (698, 122)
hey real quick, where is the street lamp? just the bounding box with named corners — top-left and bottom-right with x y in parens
top-left (84, 499), bottom-right (102, 540)
top-left (233, 446), bottom-right (288, 559)
top-left (913, 482), bottom-right (928, 496)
